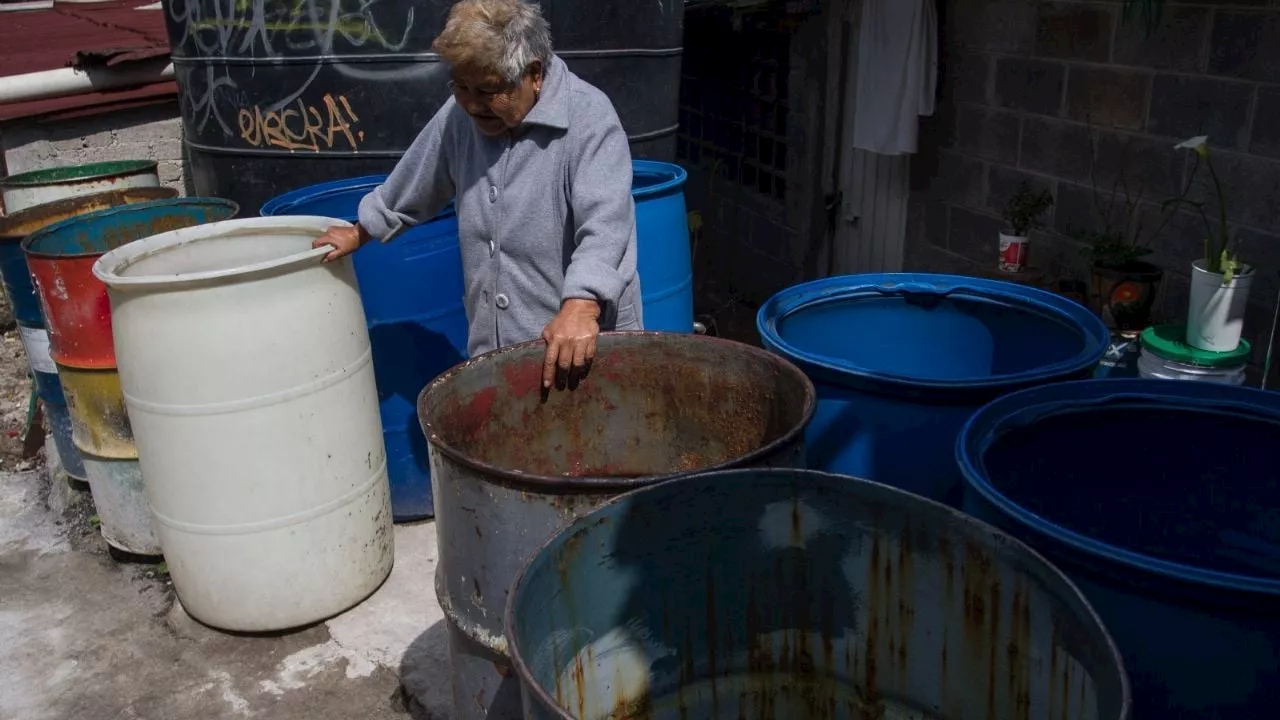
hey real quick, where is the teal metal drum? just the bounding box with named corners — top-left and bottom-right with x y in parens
top-left (507, 468), bottom-right (1131, 720)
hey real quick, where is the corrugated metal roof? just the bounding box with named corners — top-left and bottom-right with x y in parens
top-left (0, 0), bottom-right (175, 122)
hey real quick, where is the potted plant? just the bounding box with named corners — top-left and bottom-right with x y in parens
top-left (1165, 136), bottom-right (1253, 352)
top-left (999, 182), bottom-right (1054, 273)
top-left (1077, 135), bottom-right (1166, 332)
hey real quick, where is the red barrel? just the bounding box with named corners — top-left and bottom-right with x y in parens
top-left (22, 195), bottom-right (224, 369)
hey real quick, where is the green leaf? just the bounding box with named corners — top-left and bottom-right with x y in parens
top-left (88, 515), bottom-right (101, 527)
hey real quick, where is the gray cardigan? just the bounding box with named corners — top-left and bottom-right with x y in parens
top-left (357, 54), bottom-right (643, 358)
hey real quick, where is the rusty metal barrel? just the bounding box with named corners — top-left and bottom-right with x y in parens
top-left (507, 468), bottom-right (1132, 720)
top-left (0, 187), bottom-right (179, 483)
top-left (0, 160), bottom-right (161, 215)
top-left (22, 197), bottom-right (239, 556)
top-left (418, 332), bottom-right (816, 719)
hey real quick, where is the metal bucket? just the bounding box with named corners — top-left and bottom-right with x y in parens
top-left (0, 187), bottom-right (179, 481)
top-left (419, 332), bottom-right (816, 719)
top-left (958, 379), bottom-right (1280, 718)
top-left (506, 468), bottom-right (1132, 719)
top-left (1, 160), bottom-right (161, 215)
top-left (22, 197), bottom-right (239, 556)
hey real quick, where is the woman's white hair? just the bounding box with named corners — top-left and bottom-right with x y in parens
top-left (433, 0), bottom-right (554, 84)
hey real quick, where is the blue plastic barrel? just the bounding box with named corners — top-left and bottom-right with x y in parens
top-left (631, 160), bottom-right (694, 333)
top-left (506, 467), bottom-right (1131, 720)
top-left (261, 162), bottom-right (695, 520)
top-left (757, 273), bottom-right (1108, 503)
top-left (261, 176), bottom-right (466, 522)
top-left (958, 379), bottom-right (1280, 718)
top-left (0, 236), bottom-right (85, 480)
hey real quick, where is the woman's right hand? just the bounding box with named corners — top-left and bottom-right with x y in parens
top-left (313, 224), bottom-right (369, 263)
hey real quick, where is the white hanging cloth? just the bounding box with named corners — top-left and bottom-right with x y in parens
top-left (851, 0), bottom-right (938, 156)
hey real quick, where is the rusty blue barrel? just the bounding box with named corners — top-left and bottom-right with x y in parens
top-left (506, 467), bottom-right (1131, 719)
top-left (958, 379), bottom-right (1280, 718)
top-left (419, 332), bottom-right (815, 720)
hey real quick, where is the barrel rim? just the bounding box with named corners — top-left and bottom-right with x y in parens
top-left (956, 377), bottom-right (1280, 597)
top-left (0, 187), bottom-right (181, 241)
top-left (22, 196), bottom-right (238, 259)
top-left (418, 331), bottom-right (817, 490)
top-left (0, 159), bottom-right (160, 188)
top-left (92, 215), bottom-right (340, 289)
top-left (756, 272), bottom-right (1110, 392)
top-left (503, 466), bottom-right (1133, 720)
top-left (631, 159), bottom-right (687, 200)
top-left (259, 174), bottom-right (459, 222)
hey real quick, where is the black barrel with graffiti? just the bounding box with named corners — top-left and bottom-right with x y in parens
top-left (163, 0), bottom-right (684, 213)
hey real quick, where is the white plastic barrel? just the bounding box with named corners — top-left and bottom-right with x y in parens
top-left (92, 216), bottom-right (393, 632)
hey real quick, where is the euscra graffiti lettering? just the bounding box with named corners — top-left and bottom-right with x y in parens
top-left (237, 94), bottom-right (365, 152)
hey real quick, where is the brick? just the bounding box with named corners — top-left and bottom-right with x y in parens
top-left (924, 199), bottom-right (949, 247)
top-left (1065, 67), bottom-right (1150, 131)
top-left (907, 240), bottom-right (983, 276)
top-left (947, 205), bottom-right (1003, 265)
top-left (1095, 131), bottom-right (1183, 199)
top-left (1135, 202), bottom-right (1204, 272)
top-left (954, 104), bottom-right (1020, 164)
top-left (730, 245), bottom-right (796, 305)
top-left (750, 219), bottom-right (794, 263)
top-left (987, 165), bottom-right (1056, 227)
top-left (1209, 11), bottom-right (1280, 82)
top-left (995, 57), bottom-right (1065, 116)
top-left (1233, 226), bottom-right (1280, 346)
top-left (942, 51), bottom-right (990, 105)
top-left (946, 0), bottom-right (1037, 55)
top-left (1146, 75), bottom-right (1253, 150)
top-left (1025, 230), bottom-right (1091, 281)
top-left (1153, 271), bottom-right (1189, 325)
top-left (930, 101), bottom-right (959, 149)
top-left (1052, 180), bottom-right (1141, 245)
top-left (1187, 149), bottom-right (1280, 229)
top-left (1249, 86), bottom-right (1280, 159)
top-left (1035, 2), bottom-right (1114, 63)
top-left (1020, 117), bottom-right (1093, 184)
top-left (935, 150), bottom-right (986, 209)
top-left (1113, 6), bottom-right (1210, 72)
top-left (1190, 150), bottom-right (1280, 231)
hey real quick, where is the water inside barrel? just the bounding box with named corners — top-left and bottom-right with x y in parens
top-left (986, 405), bottom-right (1280, 579)
top-left (608, 673), bottom-right (939, 719)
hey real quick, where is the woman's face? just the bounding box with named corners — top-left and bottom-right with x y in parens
top-left (450, 61), bottom-right (543, 136)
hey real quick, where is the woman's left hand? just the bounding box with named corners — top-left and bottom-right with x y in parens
top-left (541, 299), bottom-right (601, 390)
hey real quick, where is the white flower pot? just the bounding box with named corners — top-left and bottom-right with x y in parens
top-left (1186, 259), bottom-right (1255, 352)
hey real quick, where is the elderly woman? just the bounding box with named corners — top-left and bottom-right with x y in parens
top-left (314, 0), bottom-right (642, 389)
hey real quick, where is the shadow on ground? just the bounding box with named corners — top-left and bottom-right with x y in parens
top-left (400, 619), bottom-right (453, 718)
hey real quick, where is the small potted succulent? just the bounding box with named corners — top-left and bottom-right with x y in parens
top-left (1083, 223), bottom-right (1163, 333)
top-left (1076, 128), bottom-right (1166, 332)
top-left (1166, 136), bottom-right (1252, 352)
top-left (999, 182), bottom-right (1054, 273)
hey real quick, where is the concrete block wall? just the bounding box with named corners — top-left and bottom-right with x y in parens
top-left (910, 0), bottom-right (1280, 373)
top-left (679, 3), bottom-right (831, 311)
top-left (2, 102), bottom-right (187, 195)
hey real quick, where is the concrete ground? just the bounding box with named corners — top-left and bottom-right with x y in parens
top-left (0, 448), bottom-right (455, 720)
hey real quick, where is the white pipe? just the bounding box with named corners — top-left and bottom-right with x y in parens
top-left (0, 60), bottom-right (175, 106)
